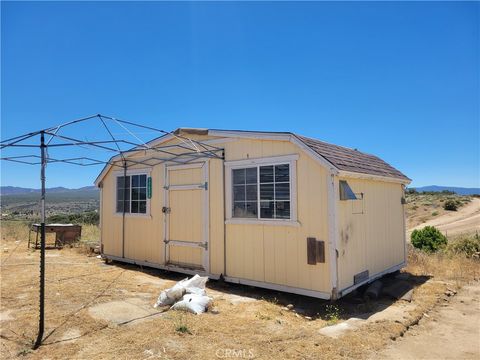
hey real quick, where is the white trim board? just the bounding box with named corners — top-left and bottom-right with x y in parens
top-left (327, 174), bottom-right (339, 299)
top-left (103, 254), bottom-right (219, 279)
top-left (225, 219), bottom-right (301, 227)
top-left (338, 170), bottom-right (411, 185)
top-left (113, 167), bottom-right (152, 176)
top-left (223, 276), bottom-right (332, 300)
top-left (224, 154), bottom-right (299, 167)
top-left (114, 169), bottom-right (152, 217)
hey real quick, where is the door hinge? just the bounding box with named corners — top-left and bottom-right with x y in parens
top-left (198, 242), bottom-right (208, 250)
top-left (199, 181), bottom-right (208, 190)
top-left (162, 206), bottom-right (171, 214)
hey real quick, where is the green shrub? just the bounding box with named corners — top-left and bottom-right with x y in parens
top-left (443, 199), bottom-right (458, 211)
top-left (431, 211), bottom-right (439, 216)
top-left (47, 211), bottom-right (99, 225)
top-left (447, 234), bottom-right (480, 257)
top-left (411, 226), bottom-right (447, 253)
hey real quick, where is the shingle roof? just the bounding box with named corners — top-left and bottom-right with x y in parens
top-left (295, 134), bottom-right (410, 181)
top-left (95, 128), bottom-right (410, 186)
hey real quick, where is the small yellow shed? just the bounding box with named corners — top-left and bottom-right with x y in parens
top-left (95, 129), bottom-right (410, 299)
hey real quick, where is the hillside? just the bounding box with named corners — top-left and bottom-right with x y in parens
top-left (405, 192), bottom-right (476, 231)
top-left (412, 185), bottom-right (480, 196)
top-left (0, 185), bottom-right (99, 219)
top-left (0, 185), bottom-right (97, 195)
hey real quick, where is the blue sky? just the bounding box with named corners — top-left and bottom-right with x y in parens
top-left (1, 1), bottom-right (479, 188)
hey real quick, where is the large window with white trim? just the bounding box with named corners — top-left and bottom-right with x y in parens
top-left (232, 163), bottom-right (291, 220)
top-left (116, 174), bottom-right (147, 214)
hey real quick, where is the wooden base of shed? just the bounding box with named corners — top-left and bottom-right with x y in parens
top-left (338, 262), bottom-right (406, 298)
top-left (102, 254), bottom-right (405, 301)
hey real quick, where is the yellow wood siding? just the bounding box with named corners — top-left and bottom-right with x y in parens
top-left (100, 135), bottom-right (332, 294)
top-left (337, 178), bottom-right (406, 291)
top-left (219, 139), bottom-right (332, 293)
top-left (100, 163), bottom-right (165, 265)
top-left (167, 165), bottom-right (205, 268)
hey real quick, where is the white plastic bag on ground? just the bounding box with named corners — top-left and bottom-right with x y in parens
top-left (154, 277), bottom-right (187, 308)
top-left (153, 274), bottom-right (209, 308)
top-left (185, 286), bottom-right (206, 296)
top-left (170, 293), bottom-right (213, 315)
top-left (183, 274), bottom-right (208, 289)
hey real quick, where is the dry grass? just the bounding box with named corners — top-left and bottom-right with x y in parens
top-left (407, 243), bottom-right (480, 286)
top-left (79, 224), bottom-right (100, 243)
top-left (1, 222), bottom-right (478, 359)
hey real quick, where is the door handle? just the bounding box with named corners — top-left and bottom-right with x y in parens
top-left (162, 206), bottom-right (171, 214)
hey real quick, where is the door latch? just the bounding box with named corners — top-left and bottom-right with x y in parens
top-left (162, 206), bottom-right (171, 214)
top-left (198, 242), bottom-right (208, 250)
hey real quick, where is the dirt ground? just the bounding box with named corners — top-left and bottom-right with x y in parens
top-left (374, 283), bottom-right (480, 360)
top-left (1, 223), bottom-right (479, 359)
top-left (409, 197), bottom-right (480, 237)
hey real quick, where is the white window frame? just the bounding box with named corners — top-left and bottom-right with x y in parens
top-left (114, 168), bottom-right (152, 217)
top-left (225, 154), bottom-right (298, 226)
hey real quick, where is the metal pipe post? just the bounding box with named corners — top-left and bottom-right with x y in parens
top-left (33, 131), bottom-right (46, 349)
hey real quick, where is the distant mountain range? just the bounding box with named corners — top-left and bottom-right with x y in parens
top-left (0, 186), bottom-right (98, 196)
top-left (412, 185), bottom-right (480, 195)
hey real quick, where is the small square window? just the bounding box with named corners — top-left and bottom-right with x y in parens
top-left (116, 174), bottom-right (148, 214)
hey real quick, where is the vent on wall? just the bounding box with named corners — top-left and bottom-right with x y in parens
top-left (307, 237), bottom-right (325, 265)
top-left (354, 270), bottom-right (369, 284)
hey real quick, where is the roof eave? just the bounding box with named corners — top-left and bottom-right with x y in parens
top-left (337, 170), bottom-right (411, 185)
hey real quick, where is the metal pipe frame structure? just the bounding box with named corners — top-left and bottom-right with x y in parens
top-left (0, 114), bottom-right (224, 349)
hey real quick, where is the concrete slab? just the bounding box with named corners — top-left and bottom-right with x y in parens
top-left (319, 318), bottom-right (363, 338)
top-left (88, 298), bottom-right (159, 325)
top-left (209, 291), bottom-right (258, 305)
top-left (46, 253), bottom-right (61, 257)
top-left (366, 302), bottom-right (417, 323)
top-left (0, 310), bottom-right (13, 321)
top-left (401, 289), bottom-right (414, 302)
top-left (319, 301), bottom-right (418, 338)
top-left (60, 328), bottom-right (81, 342)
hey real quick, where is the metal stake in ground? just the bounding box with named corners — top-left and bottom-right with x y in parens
top-left (33, 131), bottom-right (46, 349)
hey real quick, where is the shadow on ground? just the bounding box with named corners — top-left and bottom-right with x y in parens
top-left (106, 260), bottom-right (431, 322)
